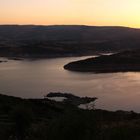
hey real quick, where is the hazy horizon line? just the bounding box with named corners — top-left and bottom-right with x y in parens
top-left (0, 24), bottom-right (140, 29)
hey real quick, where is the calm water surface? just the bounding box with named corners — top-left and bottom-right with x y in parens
top-left (0, 56), bottom-right (140, 112)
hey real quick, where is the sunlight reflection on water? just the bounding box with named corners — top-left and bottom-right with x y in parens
top-left (0, 57), bottom-right (140, 112)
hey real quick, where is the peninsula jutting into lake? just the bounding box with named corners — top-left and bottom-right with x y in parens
top-left (64, 49), bottom-right (140, 73)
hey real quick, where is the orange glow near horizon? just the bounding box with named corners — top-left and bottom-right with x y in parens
top-left (0, 0), bottom-right (140, 28)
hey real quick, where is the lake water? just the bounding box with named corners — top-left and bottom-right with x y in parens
top-left (0, 56), bottom-right (140, 112)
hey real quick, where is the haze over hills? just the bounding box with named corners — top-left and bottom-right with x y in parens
top-left (0, 25), bottom-right (140, 58)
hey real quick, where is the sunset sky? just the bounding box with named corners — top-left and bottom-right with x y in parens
top-left (0, 0), bottom-right (140, 28)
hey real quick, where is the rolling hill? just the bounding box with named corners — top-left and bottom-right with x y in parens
top-left (0, 25), bottom-right (140, 58)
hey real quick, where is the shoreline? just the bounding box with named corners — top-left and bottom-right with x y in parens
top-left (64, 50), bottom-right (140, 73)
top-left (1, 92), bottom-right (140, 139)
top-left (0, 92), bottom-right (139, 113)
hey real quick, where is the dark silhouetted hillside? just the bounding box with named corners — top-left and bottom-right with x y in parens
top-left (64, 49), bottom-right (140, 73)
top-left (1, 25), bottom-right (140, 58)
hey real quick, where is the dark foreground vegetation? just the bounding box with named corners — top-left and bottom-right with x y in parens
top-left (0, 92), bottom-right (140, 140)
top-left (64, 49), bottom-right (140, 73)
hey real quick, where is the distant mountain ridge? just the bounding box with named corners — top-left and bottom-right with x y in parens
top-left (0, 25), bottom-right (140, 41)
top-left (0, 25), bottom-right (140, 58)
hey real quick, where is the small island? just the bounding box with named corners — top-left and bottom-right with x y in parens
top-left (64, 49), bottom-right (140, 73)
